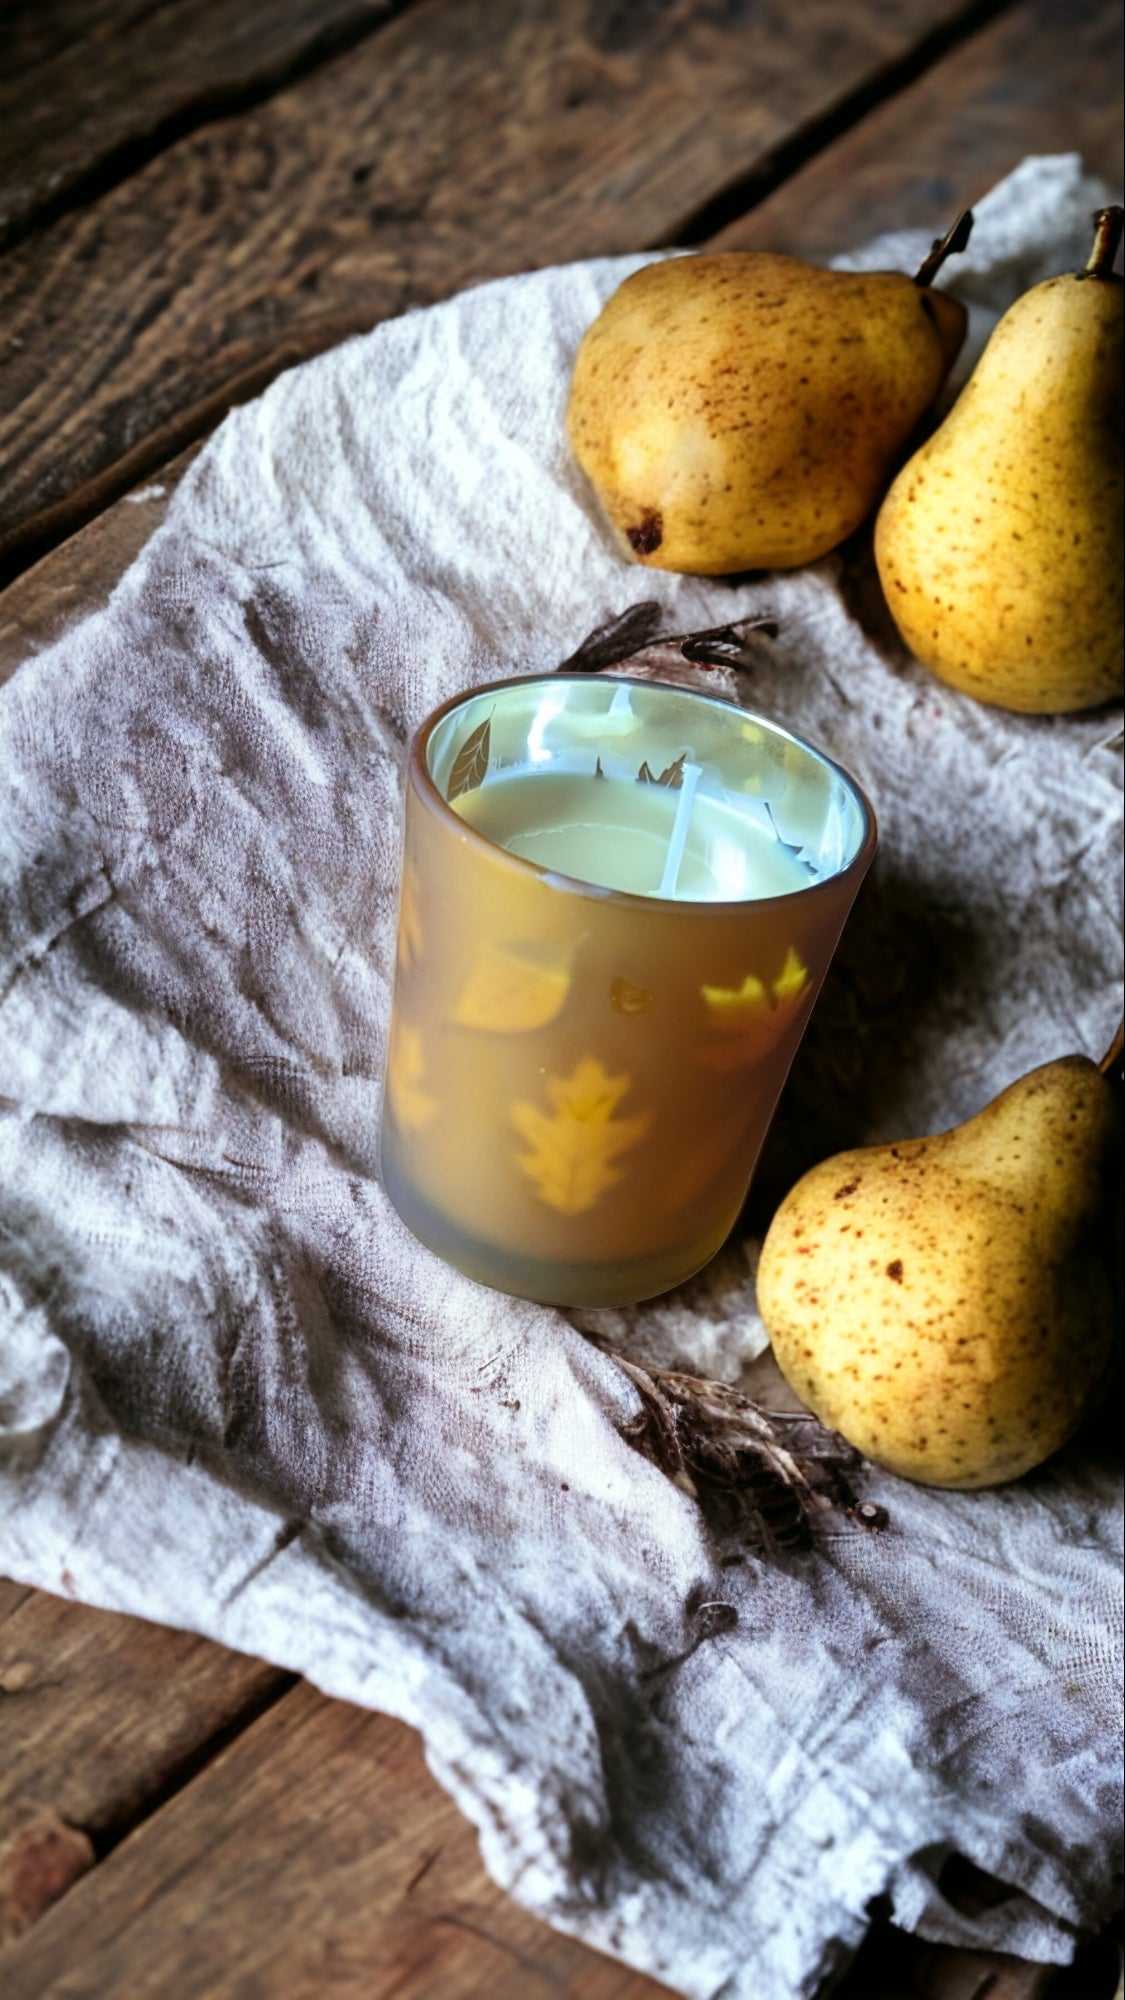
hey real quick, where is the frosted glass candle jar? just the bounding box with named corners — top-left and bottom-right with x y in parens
top-left (381, 674), bottom-right (875, 1306)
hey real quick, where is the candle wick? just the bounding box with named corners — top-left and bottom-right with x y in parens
top-left (658, 762), bottom-right (702, 898)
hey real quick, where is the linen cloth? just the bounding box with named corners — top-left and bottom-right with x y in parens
top-left (0, 155), bottom-right (1121, 1999)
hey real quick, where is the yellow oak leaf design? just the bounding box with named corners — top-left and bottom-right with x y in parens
top-left (511, 1058), bottom-right (649, 1215)
top-left (452, 943), bottom-right (571, 1033)
top-left (385, 1020), bottom-right (438, 1131)
top-left (637, 753), bottom-right (685, 788)
top-left (771, 946), bottom-right (809, 1004)
top-left (396, 862), bottom-right (423, 970)
top-left (699, 946), bottom-right (810, 1070)
top-left (704, 970), bottom-right (768, 1018)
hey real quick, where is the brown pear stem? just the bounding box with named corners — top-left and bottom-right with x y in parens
top-left (1098, 1018), bottom-right (1124, 1083)
top-left (913, 209), bottom-right (974, 288)
top-left (1078, 206), bottom-right (1124, 279)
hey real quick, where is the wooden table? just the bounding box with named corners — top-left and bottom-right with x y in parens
top-left (0, 4), bottom-right (1121, 1995)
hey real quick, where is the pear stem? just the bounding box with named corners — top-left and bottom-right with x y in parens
top-left (913, 209), bottom-right (974, 287)
top-left (1098, 1018), bottom-right (1124, 1083)
top-left (1078, 206), bottom-right (1124, 280)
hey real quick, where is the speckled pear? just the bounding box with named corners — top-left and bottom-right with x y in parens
top-left (566, 221), bottom-right (971, 575)
top-left (757, 1054), bottom-right (1120, 1489)
top-left (875, 207), bottom-right (1125, 712)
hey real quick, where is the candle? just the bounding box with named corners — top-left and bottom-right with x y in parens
top-left (451, 768), bottom-right (814, 901)
top-left (381, 674), bottom-right (875, 1306)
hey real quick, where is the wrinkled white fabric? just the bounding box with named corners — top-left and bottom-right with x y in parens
top-left (0, 156), bottom-right (1121, 1999)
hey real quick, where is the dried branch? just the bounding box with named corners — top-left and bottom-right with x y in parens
top-left (611, 1350), bottom-right (888, 1552)
top-left (557, 601), bottom-right (665, 673)
top-left (559, 607), bottom-right (781, 686)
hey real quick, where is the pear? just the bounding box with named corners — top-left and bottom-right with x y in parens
top-left (756, 1052), bottom-right (1121, 1489)
top-left (566, 215), bottom-right (971, 575)
top-left (875, 207), bottom-right (1125, 713)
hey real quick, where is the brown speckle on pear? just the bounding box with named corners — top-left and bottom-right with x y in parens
top-left (756, 1055), bottom-right (1119, 1489)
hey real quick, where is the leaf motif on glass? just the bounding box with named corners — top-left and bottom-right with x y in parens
top-left (637, 754), bottom-right (685, 787)
top-left (447, 716), bottom-right (492, 800)
top-left (452, 943), bottom-right (571, 1032)
top-left (385, 1020), bottom-right (438, 1130)
top-left (396, 861), bottom-right (423, 969)
top-left (699, 946), bottom-right (810, 1070)
top-left (511, 1057), bottom-right (649, 1215)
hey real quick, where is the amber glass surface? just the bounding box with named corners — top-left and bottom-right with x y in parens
top-left (381, 675), bottom-right (876, 1306)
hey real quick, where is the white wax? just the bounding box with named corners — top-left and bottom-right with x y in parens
top-left (452, 768), bottom-right (812, 901)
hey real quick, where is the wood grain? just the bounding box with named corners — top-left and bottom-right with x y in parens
top-left (0, 0), bottom-right (1003, 570)
top-left (0, 1676), bottom-right (674, 1999)
top-left (0, 1581), bottom-right (32, 1626)
top-left (0, 0), bottom-right (403, 250)
top-left (0, 1583), bottom-right (1096, 1998)
top-left (0, 9), bottom-right (1120, 1992)
top-left (0, 1588), bottom-right (291, 1938)
top-left (0, 446), bottom-right (196, 689)
top-left (1, 0), bottom-right (1117, 636)
top-left (0, 1641), bottom-right (1080, 2000)
top-left (711, 0), bottom-right (1124, 260)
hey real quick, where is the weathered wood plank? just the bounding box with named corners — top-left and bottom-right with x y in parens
top-left (0, 14), bottom-right (1117, 1989)
top-left (0, 1582), bottom-right (1090, 1998)
top-left (711, 0), bottom-right (1123, 261)
top-left (0, 1677), bottom-right (674, 1998)
top-left (0, 0), bottom-right (403, 251)
top-left (0, 1586), bottom-right (291, 1839)
top-left (0, 1587), bottom-right (291, 1940)
top-left (1, 0), bottom-right (1117, 650)
top-left (0, 1581), bottom-right (32, 1626)
top-left (0, 0), bottom-right (1006, 571)
top-left (0, 447), bottom-right (196, 689)
top-left (0, 1652), bottom-right (1076, 2000)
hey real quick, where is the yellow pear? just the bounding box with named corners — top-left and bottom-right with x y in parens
top-left (566, 219), bottom-right (971, 574)
top-left (875, 207), bottom-right (1125, 713)
top-left (756, 1053), bottom-right (1120, 1489)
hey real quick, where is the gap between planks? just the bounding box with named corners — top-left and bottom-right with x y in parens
top-left (0, 1674), bottom-right (678, 2000)
top-left (0, 0), bottom-right (1030, 585)
top-left (0, 1649), bottom-right (1076, 2000)
top-left (0, 1585), bottom-right (296, 1943)
top-left (0, 3), bottom-right (1119, 1987)
top-left (664, 0), bottom-right (1023, 244)
top-left (707, 0), bottom-right (1124, 263)
top-left (0, 0), bottom-right (424, 256)
top-left (1, 0), bottom-right (1119, 605)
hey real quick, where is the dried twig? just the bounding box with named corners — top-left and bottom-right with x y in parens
top-left (559, 606), bottom-right (781, 683)
top-left (610, 1351), bottom-right (888, 1552)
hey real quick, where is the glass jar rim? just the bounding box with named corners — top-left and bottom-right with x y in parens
top-left (409, 671), bottom-right (877, 911)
